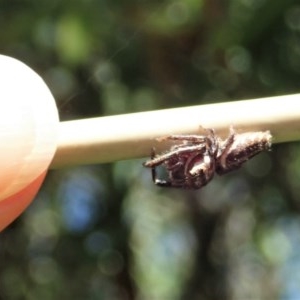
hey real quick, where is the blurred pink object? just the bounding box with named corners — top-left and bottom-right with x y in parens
top-left (0, 55), bottom-right (58, 230)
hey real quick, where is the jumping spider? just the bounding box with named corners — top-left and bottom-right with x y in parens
top-left (143, 127), bottom-right (272, 189)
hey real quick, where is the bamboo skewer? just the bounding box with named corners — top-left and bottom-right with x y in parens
top-left (51, 93), bottom-right (300, 168)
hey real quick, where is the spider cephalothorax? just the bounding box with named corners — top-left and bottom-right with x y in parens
top-left (143, 127), bottom-right (272, 189)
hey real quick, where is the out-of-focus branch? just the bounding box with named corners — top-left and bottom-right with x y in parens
top-left (50, 94), bottom-right (300, 168)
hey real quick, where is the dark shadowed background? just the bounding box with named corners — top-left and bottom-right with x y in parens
top-left (1, 1), bottom-right (300, 299)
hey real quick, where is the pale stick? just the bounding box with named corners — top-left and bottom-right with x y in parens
top-left (50, 94), bottom-right (300, 168)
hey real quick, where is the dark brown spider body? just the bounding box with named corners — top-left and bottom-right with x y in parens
top-left (143, 127), bottom-right (272, 189)
top-left (216, 130), bottom-right (272, 175)
top-left (151, 144), bottom-right (215, 189)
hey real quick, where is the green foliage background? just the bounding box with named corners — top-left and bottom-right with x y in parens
top-left (1, 0), bottom-right (300, 299)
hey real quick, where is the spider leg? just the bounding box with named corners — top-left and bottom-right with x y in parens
top-left (157, 135), bottom-right (207, 143)
top-left (152, 176), bottom-right (173, 187)
top-left (152, 176), bottom-right (186, 188)
top-left (220, 127), bottom-right (235, 152)
top-left (199, 127), bottom-right (217, 142)
top-left (151, 163), bottom-right (159, 184)
top-left (150, 160), bottom-right (184, 188)
top-left (150, 147), bottom-right (156, 160)
top-left (143, 144), bottom-right (207, 168)
top-left (143, 147), bottom-right (161, 167)
top-left (216, 126), bottom-right (236, 174)
top-left (147, 148), bottom-right (189, 188)
top-left (148, 148), bottom-right (176, 187)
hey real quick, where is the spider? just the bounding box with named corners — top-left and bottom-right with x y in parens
top-left (143, 127), bottom-right (272, 189)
